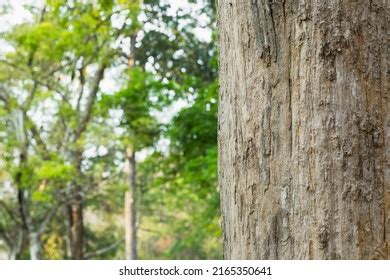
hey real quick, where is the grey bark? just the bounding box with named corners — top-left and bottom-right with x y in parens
top-left (217, 0), bottom-right (389, 259)
top-left (124, 34), bottom-right (139, 261)
top-left (125, 148), bottom-right (137, 260)
top-left (28, 232), bottom-right (41, 260)
top-left (29, 206), bottom-right (57, 260)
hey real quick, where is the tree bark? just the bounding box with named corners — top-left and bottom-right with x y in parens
top-left (125, 147), bottom-right (137, 260)
top-left (28, 232), bottom-right (41, 260)
top-left (63, 63), bottom-right (106, 260)
top-left (123, 34), bottom-right (139, 260)
top-left (217, 0), bottom-right (389, 259)
top-left (69, 188), bottom-right (84, 260)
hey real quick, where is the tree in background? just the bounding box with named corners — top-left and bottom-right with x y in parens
top-left (134, 0), bottom-right (221, 259)
top-left (0, 0), bottom-right (221, 260)
top-left (0, 0), bottom-right (141, 259)
top-left (104, 68), bottom-right (163, 259)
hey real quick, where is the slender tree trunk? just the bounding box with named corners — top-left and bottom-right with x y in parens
top-left (18, 190), bottom-right (43, 260)
top-left (125, 147), bottom-right (137, 260)
top-left (63, 203), bottom-right (72, 258)
top-left (124, 34), bottom-right (139, 260)
top-left (217, 0), bottom-right (389, 259)
top-left (28, 232), bottom-right (41, 260)
top-left (69, 187), bottom-right (84, 260)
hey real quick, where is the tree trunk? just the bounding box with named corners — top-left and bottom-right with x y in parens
top-left (125, 147), bottom-right (137, 260)
top-left (69, 187), bottom-right (84, 260)
top-left (28, 232), bottom-right (41, 260)
top-left (64, 203), bottom-right (72, 258)
top-left (217, 0), bottom-right (388, 259)
top-left (123, 34), bottom-right (139, 260)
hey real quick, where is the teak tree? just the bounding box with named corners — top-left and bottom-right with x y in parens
top-left (217, 0), bottom-right (388, 259)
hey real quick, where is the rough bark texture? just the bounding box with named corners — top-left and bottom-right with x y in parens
top-left (125, 148), bottom-right (137, 260)
top-left (217, 0), bottom-right (389, 259)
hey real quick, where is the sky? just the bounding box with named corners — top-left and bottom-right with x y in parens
top-left (0, 0), bottom-right (35, 27)
top-left (0, 0), bottom-right (34, 53)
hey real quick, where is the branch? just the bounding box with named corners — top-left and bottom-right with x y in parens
top-left (73, 63), bottom-right (107, 141)
top-left (0, 59), bottom-right (17, 68)
top-left (0, 200), bottom-right (21, 226)
top-left (0, 90), bottom-right (9, 106)
top-left (75, 64), bottom-right (86, 113)
top-left (0, 226), bottom-right (13, 248)
top-left (27, 117), bottom-right (49, 155)
top-left (84, 239), bottom-right (123, 260)
top-left (34, 78), bottom-right (65, 97)
top-left (139, 227), bottom-right (160, 234)
top-left (17, 189), bottom-right (31, 232)
top-left (22, 80), bottom-right (38, 112)
top-left (1, 86), bottom-right (48, 155)
top-left (37, 206), bottom-right (58, 235)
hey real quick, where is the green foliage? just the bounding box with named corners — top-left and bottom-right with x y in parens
top-left (0, 0), bottom-right (220, 260)
top-left (42, 232), bottom-right (65, 260)
top-left (167, 81), bottom-right (218, 158)
top-left (107, 67), bottom-right (162, 150)
top-left (31, 191), bottom-right (51, 203)
top-left (35, 160), bottom-right (75, 181)
top-left (126, 0), bottom-right (221, 259)
top-left (138, 78), bottom-right (220, 260)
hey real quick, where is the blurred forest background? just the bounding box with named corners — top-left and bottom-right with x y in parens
top-left (0, 0), bottom-right (220, 260)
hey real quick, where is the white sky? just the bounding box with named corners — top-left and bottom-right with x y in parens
top-left (0, 0), bottom-right (34, 26)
